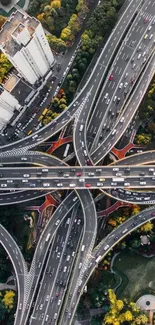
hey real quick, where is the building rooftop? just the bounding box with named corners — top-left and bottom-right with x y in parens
top-left (0, 10), bottom-right (39, 57)
top-left (4, 74), bottom-right (19, 92)
top-left (3, 73), bottom-right (33, 105)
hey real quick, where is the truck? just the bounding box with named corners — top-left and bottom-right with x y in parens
top-left (95, 255), bottom-right (102, 263)
top-left (81, 245), bottom-right (85, 251)
top-left (112, 178), bottom-right (124, 182)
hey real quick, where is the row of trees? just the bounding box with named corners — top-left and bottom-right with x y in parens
top-left (104, 289), bottom-right (148, 325)
top-left (42, 88), bottom-right (67, 125)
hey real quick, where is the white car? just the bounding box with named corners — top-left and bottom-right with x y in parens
top-left (77, 219), bottom-right (81, 225)
top-left (46, 295), bottom-right (49, 302)
top-left (69, 184), bottom-right (76, 187)
top-left (1, 184), bottom-right (7, 187)
top-left (79, 178), bottom-right (85, 182)
top-left (21, 157), bottom-right (27, 161)
top-left (113, 168), bottom-right (119, 171)
top-left (119, 83), bottom-right (123, 88)
top-left (57, 183), bottom-right (63, 187)
top-left (22, 179), bottom-right (28, 183)
top-left (124, 182), bottom-right (130, 186)
top-left (55, 220), bottom-right (60, 226)
top-left (97, 182), bottom-right (103, 187)
top-left (66, 218), bottom-right (70, 224)
top-left (23, 174), bottom-right (29, 178)
top-left (140, 182), bottom-right (146, 185)
top-left (43, 183), bottom-right (50, 187)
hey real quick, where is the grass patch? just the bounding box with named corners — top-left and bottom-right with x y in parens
top-left (113, 250), bottom-right (155, 300)
top-left (0, 7), bottom-right (15, 16)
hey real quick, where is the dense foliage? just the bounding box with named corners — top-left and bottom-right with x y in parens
top-left (104, 289), bottom-right (148, 325)
top-left (0, 0), bottom-right (11, 6)
top-left (0, 53), bottom-right (12, 83)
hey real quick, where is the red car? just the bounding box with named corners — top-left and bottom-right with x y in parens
top-left (86, 159), bottom-right (91, 166)
top-left (144, 17), bottom-right (148, 23)
top-left (109, 74), bottom-right (113, 81)
top-left (76, 172), bottom-right (82, 176)
top-left (85, 184), bottom-right (92, 188)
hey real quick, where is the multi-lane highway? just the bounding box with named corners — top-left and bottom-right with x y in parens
top-left (1, 165), bottom-right (155, 189)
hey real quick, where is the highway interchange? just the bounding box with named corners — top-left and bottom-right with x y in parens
top-left (0, 0), bottom-right (155, 324)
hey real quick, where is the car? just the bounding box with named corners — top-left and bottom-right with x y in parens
top-left (79, 178), bottom-right (85, 182)
top-left (104, 244), bottom-right (109, 250)
top-left (132, 63), bottom-right (136, 69)
top-left (113, 168), bottom-right (119, 171)
top-left (140, 182), bottom-right (146, 185)
top-left (124, 72), bottom-right (128, 78)
top-left (57, 252), bottom-right (61, 258)
top-left (99, 178), bottom-right (105, 181)
top-left (46, 295), bottom-right (49, 302)
top-left (88, 172), bottom-right (94, 176)
top-left (43, 183), bottom-right (50, 187)
top-left (21, 157), bottom-right (27, 161)
top-left (45, 315), bottom-right (49, 321)
top-left (87, 159), bottom-right (91, 165)
top-left (7, 180), bottom-right (13, 183)
top-left (106, 98), bottom-right (110, 105)
top-left (116, 173), bottom-right (122, 177)
top-left (74, 218), bottom-right (77, 223)
top-left (76, 172), bottom-right (82, 176)
top-left (58, 299), bottom-right (61, 306)
top-left (109, 74), bottom-right (113, 81)
top-left (97, 182), bottom-right (103, 187)
top-left (144, 34), bottom-right (148, 39)
top-left (54, 313), bottom-right (58, 319)
top-left (149, 34), bottom-right (153, 40)
top-left (77, 219), bottom-right (81, 225)
top-left (124, 182), bottom-right (130, 186)
top-left (42, 168), bottom-right (48, 172)
top-left (66, 218), bottom-right (70, 224)
top-left (57, 183), bottom-right (63, 187)
top-left (119, 83), bottom-right (123, 88)
top-left (139, 172), bottom-right (145, 176)
top-left (104, 93), bottom-right (108, 99)
top-left (55, 220), bottom-right (60, 226)
top-left (40, 304), bottom-right (43, 310)
top-left (144, 17), bottom-right (149, 23)
top-left (23, 174), bottom-right (29, 178)
top-left (111, 182), bottom-right (117, 186)
top-left (1, 183), bottom-right (7, 187)
top-left (69, 184), bottom-right (76, 187)
top-left (113, 96), bottom-right (117, 102)
top-left (85, 184), bottom-right (91, 188)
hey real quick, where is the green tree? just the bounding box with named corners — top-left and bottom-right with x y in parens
top-left (0, 0), bottom-right (11, 5)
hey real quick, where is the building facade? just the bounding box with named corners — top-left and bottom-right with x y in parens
top-left (0, 10), bottom-right (55, 85)
top-left (0, 86), bottom-right (21, 130)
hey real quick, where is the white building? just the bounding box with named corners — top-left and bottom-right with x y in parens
top-left (0, 10), bottom-right (55, 85)
top-left (0, 86), bottom-right (21, 130)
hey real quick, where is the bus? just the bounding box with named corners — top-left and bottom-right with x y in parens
top-left (63, 144), bottom-right (70, 158)
top-left (112, 178), bottom-right (124, 182)
top-left (45, 233), bottom-right (50, 242)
